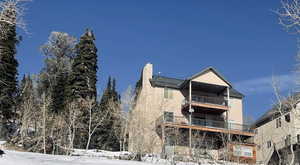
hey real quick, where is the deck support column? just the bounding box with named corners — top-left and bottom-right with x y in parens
top-left (189, 80), bottom-right (192, 156)
top-left (226, 87), bottom-right (231, 142)
top-left (161, 115), bottom-right (166, 156)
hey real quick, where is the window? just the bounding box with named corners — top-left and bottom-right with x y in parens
top-left (164, 88), bottom-right (173, 99)
top-left (267, 141), bottom-right (272, 148)
top-left (285, 135), bottom-right (291, 146)
top-left (297, 134), bottom-right (300, 143)
top-left (164, 111), bottom-right (174, 122)
top-left (276, 118), bottom-right (281, 128)
top-left (285, 114), bottom-right (291, 123)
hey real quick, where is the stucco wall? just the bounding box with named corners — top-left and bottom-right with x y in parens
top-left (228, 98), bottom-right (243, 125)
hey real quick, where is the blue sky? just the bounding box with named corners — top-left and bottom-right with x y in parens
top-left (16, 0), bottom-right (297, 120)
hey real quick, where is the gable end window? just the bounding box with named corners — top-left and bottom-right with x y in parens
top-left (276, 118), bottom-right (281, 128)
top-left (164, 88), bottom-right (173, 99)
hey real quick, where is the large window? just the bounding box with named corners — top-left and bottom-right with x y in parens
top-left (164, 88), bottom-right (173, 99)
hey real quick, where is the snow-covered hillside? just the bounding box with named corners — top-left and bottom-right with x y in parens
top-left (0, 150), bottom-right (155, 165)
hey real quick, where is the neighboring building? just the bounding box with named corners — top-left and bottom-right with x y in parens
top-left (129, 63), bottom-right (256, 163)
top-left (253, 94), bottom-right (300, 165)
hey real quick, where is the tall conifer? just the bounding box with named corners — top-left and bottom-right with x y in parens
top-left (0, 6), bottom-right (19, 122)
top-left (69, 29), bottom-right (98, 100)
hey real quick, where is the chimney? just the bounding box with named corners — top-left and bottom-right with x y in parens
top-left (142, 63), bottom-right (153, 88)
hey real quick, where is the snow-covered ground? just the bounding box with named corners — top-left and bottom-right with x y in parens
top-left (0, 149), bottom-right (254, 165)
top-left (0, 150), bottom-right (155, 165)
top-left (0, 144), bottom-right (252, 165)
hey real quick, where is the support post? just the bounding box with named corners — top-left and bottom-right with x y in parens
top-left (162, 115), bottom-right (165, 156)
top-left (189, 80), bottom-right (192, 155)
top-left (226, 87), bottom-right (231, 142)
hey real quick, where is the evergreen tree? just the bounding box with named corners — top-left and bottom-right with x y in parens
top-left (0, 7), bottom-right (19, 123)
top-left (69, 29), bottom-right (98, 100)
top-left (93, 77), bottom-right (121, 151)
top-left (50, 72), bottom-right (68, 113)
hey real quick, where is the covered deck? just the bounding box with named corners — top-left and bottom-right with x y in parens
top-left (181, 81), bottom-right (229, 112)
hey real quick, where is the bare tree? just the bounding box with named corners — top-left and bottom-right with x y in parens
top-left (84, 97), bottom-right (111, 150)
top-left (120, 86), bottom-right (135, 151)
top-left (128, 97), bottom-right (160, 160)
top-left (41, 92), bottom-right (51, 154)
top-left (40, 31), bottom-right (76, 84)
top-left (64, 100), bottom-right (80, 155)
top-left (277, 0), bottom-right (300, 34)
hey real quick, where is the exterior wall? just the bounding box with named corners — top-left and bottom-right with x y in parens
top-left (192, 70), bottom-right (229, 87)
top-left (228, 98), bottom-right (243, 125)
top-left (128, 63), bottom-right (161, 153)
top-left (254, 103), bottom-right (300, 163)
top-left (129, 63), bottom-right (245, 155)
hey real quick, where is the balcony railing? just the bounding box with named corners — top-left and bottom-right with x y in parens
top-left (183, 95), bottom-right (228, 107)
top-left (158, 115), bottom-right (254, 134)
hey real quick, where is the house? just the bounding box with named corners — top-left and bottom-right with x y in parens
top-left (253, 94), bottom-right (300, 164)
top-left (128, 63), bottom-right (256, 163)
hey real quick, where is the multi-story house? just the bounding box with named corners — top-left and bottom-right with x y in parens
top-left (253, 94), bottom-right (300, 165)
top-left (129, 63), bottom-right (256, 163)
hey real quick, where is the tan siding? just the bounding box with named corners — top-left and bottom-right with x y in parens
top-left (228, 98), bottom-right (243, 125)
top-left (192, 71), bottom-right (229, 87)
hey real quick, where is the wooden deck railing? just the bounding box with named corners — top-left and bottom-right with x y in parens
top-left (157, 115), bottom-right (255, 134)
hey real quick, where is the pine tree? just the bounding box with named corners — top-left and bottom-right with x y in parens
top-left (0, 8), bottom-right (19, 123)
top-left (94, 77), bottom-right (121, 151)
top-left (69, 29), bottom-right (98, 100)
top-left (50, 72), bottom-right (68, 113)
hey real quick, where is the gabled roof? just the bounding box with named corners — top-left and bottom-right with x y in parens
top-left (188, 67), bottom-right (232, 88)
top-left (150, 75), bottom-right (244, 99)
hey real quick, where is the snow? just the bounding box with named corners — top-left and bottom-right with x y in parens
top-left (0, 149), bottom-right (254, 165)
top-left (71, 149), bottom-right (131, 158)
top-left (0, 150), bottom-right (154, 165)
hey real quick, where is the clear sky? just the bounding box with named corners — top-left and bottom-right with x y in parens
top-left (16, 0), bottom-right (298, 121)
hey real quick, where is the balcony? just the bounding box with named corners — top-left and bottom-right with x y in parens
top-left (157, 114), bottom-right (255, 137)
top-left (182, 95), bottom-right (229, 112)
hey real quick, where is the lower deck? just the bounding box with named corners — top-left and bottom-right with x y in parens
top-left (156, 113), bottom-right (256, 164)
